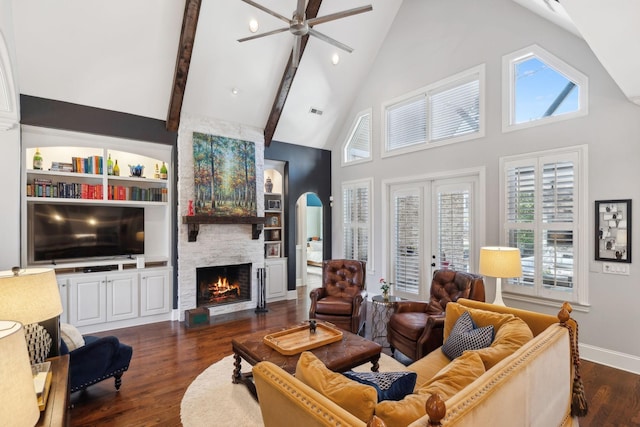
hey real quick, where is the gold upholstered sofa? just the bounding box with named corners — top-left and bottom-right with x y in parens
top-left (253, 299), bottom-right (581, 427)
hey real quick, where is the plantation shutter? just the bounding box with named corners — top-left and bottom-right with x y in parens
top-left (437, 187), bottom-right (471, 272)
top-left (345, 113), bottom-right (371, 162)
top-left (343, 182), bottom-right (370, 263)
top-left (386, 95), bottom-right (427, 151)
top-left (392, 189), bottom-right (421, 295)
top-left (504, 153), bottom-right (578, 299)
top-left (430, 78), bottom-right (480, 141)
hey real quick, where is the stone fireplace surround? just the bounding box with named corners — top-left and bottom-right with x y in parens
top-left (177, 115), bottom-right (265, 320)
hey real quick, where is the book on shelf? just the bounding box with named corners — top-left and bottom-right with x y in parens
top-left (32, 361), bottom-right (52, 411)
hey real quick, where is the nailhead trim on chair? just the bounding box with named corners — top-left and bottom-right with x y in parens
top-left (70, 366), bottom-right (130, 393)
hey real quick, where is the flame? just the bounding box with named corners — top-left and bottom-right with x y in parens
top-left (208, 276), bottom-right (240, 300)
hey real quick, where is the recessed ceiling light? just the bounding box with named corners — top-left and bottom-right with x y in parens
top-left (231, 87), bottom-right (239, 95)
top-left (249, 19), bottom-right (259, 33)
top-left (331, 53), bottom-right (340, 65)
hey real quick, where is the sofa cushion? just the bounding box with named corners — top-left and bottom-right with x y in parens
top-left (375, 351), bottom-right (485, 427)
top-left (295, 351), bottom-right (377, 423)
top-left (61, 322), bottom-right (85, 351)
top-left (441, 311), bottom-right (494, 359)
top-left (470, 316), bottom-right (534, 369)
top-left (343, 370), bottom-right (417, 401)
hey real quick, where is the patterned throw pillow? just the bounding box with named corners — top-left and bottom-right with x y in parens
top-left (343, 371), bottom-right (417, 401)
top-left (441, 311), bottom-right (494, 360)
top-left (24, 323), bottom-right (52, 365)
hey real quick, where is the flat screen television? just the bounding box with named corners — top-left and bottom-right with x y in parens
top-left (28, 203), bottom-right (144, 264)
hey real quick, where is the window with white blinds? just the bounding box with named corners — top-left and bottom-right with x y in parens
top-left (343, 109), bottom-right (372, 164)
top-left (437, 188), bottom-right (471, 272)
top-left (502, 147), bottom-right (587, 304)
top-left (342, 180), bottom-right (371, 264)
top-left (383, 64), bottom-right (484, 156)
top-left (392, 189), bottom-right (421, 295)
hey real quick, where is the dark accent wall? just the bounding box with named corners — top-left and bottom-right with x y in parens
top-left (265, 141), bottom-right (332, 291)
top-left (20, 95), bottom-right (179, 307)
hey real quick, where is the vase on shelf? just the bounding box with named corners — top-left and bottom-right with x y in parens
top-left (265, 177), bottom-right (273, 193)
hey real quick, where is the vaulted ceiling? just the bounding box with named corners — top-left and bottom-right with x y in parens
top-left (10, 0), bottom-right (640, 150)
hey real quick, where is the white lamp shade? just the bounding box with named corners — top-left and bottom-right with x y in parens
top-left (0, 321), bottom-right (40, 426)
top-left (0, 268), bottom-right (63, 325)
top-left (479, 246), bottom-right (523, 278)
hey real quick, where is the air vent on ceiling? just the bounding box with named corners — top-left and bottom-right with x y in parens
top-left (309, 107), bottom-right (324, 116)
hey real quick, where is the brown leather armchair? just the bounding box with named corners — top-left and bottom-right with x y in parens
top-left (387, 269), bottom-right (485, 361)
top-left (309, 259), bottom-right (367, 335)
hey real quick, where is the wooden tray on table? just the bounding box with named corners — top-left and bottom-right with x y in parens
top-left (263, 322), bottom-right (343, 355)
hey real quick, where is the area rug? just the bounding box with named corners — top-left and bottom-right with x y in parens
top-left (180, 352), bottom-right (407, 427)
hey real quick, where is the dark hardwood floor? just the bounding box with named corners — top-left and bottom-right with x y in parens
top-left (69, 288), bottom-right (640, 426)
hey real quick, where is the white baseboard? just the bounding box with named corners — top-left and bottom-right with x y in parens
top-left (287, 290), bottom-right (298, 300)
top-left (580, 343), bottom-right (640, 375)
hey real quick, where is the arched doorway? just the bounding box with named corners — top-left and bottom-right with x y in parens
top-left (295, 192), bottom-right (323, 287)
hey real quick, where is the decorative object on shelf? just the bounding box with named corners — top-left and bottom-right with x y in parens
top-left (595, 199), bottom-right (632, 263)
top-left (0, 320), bottom-right (40, 425)
top-left (192, 132), bottom-right (257, 217)
top-left (160, 162), bottom-right (168, 180)
top-left (479, 246), bottom-right (522, 306)
top-left (265, 177), bottom-right (273, 193)
top-left (268, 199), bottom-right (281, 210)
top-left (107, 154), bottom-right (114, 175)
top-left (113, 159), bottom-right (120, 176)
top-left (188, 200), bottom-right (195, 216)
top-left (266, 242), bottom-right (280, 258)
top-left (379, 278), bottom-right (391, 301)
top-left (154, 163), bottom-right (160, 179)
top-left (129, 164), bottom-right (145, 177)
top-left (33, 148), bottom-right (43, 170)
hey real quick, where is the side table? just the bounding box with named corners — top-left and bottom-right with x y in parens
top-left (371, 295), bottom-right (404, 347)
top-left (37, 354), bottom-right (70, 427)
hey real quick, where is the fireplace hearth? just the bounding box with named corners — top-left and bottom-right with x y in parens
top-left (197, 263), bottom-right (251, 307)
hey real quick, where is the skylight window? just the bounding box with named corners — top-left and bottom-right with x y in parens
top-left (503, 45), bottom-right (588, 132)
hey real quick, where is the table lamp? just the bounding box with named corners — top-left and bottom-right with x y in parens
top-left (0, 268), bottom-right (63, 359)
top-left (479, 246), bottom-right (522, 306)
top-left (0, 320), bottom-right (40, 426)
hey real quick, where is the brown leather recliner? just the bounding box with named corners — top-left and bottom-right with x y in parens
top-left (309, 259), bottom-right (367, 335)
top-left (387, 269), bottom-right (485, 361)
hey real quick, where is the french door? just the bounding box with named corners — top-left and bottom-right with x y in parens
top-left (390, 176), bottom-right (478, 300)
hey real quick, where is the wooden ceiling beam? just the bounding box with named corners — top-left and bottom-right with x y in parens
top-left (166, 0), bottom-right (202, 132)
top-left (263, 0), bottom-right (322, 147)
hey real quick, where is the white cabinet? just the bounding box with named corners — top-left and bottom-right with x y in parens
top-left (106, 273), bottom-right (139, 322)
top-left (62, 268), bottom-right (170, 331)
top-left (266, 258), bottom-right (287, 302)
top-left (140, 268), bottom-right (171, 316)
top-left (69, 275), bottom-right (107, 327)
top-left (57, 278), bottom-right (69, 324)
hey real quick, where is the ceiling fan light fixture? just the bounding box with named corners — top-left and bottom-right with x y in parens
top-left (331, 53), bottom-right (340, 65)
top-left (249, 19), bottom-right (259, 33)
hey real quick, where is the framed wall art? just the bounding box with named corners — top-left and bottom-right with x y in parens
top-left (595, 199), bottom-right (631, 263)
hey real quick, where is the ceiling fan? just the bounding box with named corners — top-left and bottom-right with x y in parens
top-left (238, 0), bottom-right (373, 67)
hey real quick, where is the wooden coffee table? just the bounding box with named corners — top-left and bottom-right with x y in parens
top-left (231, 321), bottom-right (382, 398)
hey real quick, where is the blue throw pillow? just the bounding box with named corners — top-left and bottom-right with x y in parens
top-left (442, 311), bottom-right (494, 360)
top-left (343, 371), bottom-right (417, 401)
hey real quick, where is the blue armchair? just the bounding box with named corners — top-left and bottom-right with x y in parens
top-left (60, 334), bottom-right (133, 393)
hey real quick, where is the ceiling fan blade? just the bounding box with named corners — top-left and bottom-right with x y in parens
top-left (296, 0), bottom-right (306, 19)
top-left (306, 5), bottom-right (373, 27)
top-left (308, 28), bottom-right (354, 53)
top-left (238, 27), bottom-right (289, 43)
top-left (240, 0), bottom-right (291, 25)
top-left (292, 35), bottom-right (302, 68)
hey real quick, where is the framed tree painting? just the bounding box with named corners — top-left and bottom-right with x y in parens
top-left (595, 199), bottom-right (631, 262)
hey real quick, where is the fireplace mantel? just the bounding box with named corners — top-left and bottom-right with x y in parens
top-left (182, 216), bottom-right (267, 242)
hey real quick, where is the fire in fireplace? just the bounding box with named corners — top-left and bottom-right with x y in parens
top-left (197, 263), bottom-right (251, 307)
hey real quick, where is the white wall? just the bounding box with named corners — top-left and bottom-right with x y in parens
top-left (330, 0), bottom-right (640, 370)
top-left (0, 0), bottom-right (21, 269)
